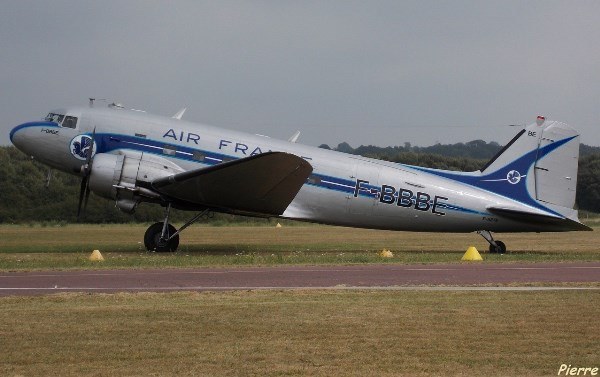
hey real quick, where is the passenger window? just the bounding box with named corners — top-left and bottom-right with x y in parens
top-left (193, 151), bottom-right (205, 161)
top-left (163, 145), bottom-right (177, 156)
top-left (62, 116), bottom-right (78, 129)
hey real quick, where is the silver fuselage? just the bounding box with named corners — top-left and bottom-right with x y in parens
top-left (9, 106), bottom-right (581, 232)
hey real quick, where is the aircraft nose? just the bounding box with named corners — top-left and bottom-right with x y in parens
top-left (9, 123), bottom-right (28, 149)
top-left (9, 121), bottom-right (55, 153)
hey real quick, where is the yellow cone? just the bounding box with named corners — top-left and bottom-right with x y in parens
top-left (379, 249), bottom-right (394, 258)
top-left (275, 223), bottom-right (282, 228)
top-left (461, 246), bottom-right (483, 261)
top-left (89, 250), bottom-right (104, 262)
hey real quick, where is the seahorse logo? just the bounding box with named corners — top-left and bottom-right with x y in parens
top-left (506, 170), bottom-right (522, 184)
top-left (70, 135), bottom-right (96, 160)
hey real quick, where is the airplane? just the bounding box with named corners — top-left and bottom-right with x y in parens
top-left (9, 102), bottom-right (592, 253)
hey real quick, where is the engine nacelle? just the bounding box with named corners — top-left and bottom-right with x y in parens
top-left (88, 152), bottom-right (184, 213)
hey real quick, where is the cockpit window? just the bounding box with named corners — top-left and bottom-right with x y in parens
top-left (62, 116), bottom-right (78, 129)
top-left (45, 113), bottom-right (64, 124)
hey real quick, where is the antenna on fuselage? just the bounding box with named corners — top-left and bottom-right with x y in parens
top-left (89, 98), bottom-right (107, 108)
top-left (288, 130), bottom-right (301, 143)
top-left (172, 108), bottom-right (187, 120)
top-left (108, 102), bottom-right (125, 109)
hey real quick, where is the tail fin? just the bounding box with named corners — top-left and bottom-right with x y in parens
top-left (411, 116), bottom-right (587, 228)
top-left (480, 116), bottom-right (580, 217)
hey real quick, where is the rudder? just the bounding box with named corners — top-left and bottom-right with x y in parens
top-left (533, 121), bottom-right (579, 209)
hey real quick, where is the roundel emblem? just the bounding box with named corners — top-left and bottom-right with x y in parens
top-left (70, 135), bottom-right (97, 161)
top-left (506, 170), bottom-right (522, 184)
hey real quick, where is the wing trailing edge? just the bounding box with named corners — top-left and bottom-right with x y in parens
top-left (151, 152), bottom-right (313, 216)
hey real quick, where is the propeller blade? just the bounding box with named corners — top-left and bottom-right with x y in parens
top-left (83, 185), bottom-right (91, 216)
top-left (85, 127), bottom-right (96, 168)
top-left (77, 127), bottom-right (96, 221)
top-left (77, 176), bottom-right (88, 221)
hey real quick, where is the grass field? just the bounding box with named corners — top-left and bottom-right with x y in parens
top-left (1, 225), bottom-right (598, 376)
top-left (1, 290), bottom-right (598, 376)
top-left (1, 223), bottom-right (599, 270)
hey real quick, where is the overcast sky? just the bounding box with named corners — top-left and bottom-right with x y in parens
top-left (2, 1), bottom-right (599, 148)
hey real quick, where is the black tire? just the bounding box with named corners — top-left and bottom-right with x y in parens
top-left (488, 240), bottom-right (507, 254)
top-left (496, 240), bottom-right (507, 254)
top-left (144, 222), bottom-right (179, 252)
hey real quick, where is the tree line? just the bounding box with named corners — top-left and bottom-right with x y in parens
top-left (0, 140), bottom-right (599, 223)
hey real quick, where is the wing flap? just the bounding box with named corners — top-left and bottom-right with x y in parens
top-left (152, 152), bottom-right (313, 215)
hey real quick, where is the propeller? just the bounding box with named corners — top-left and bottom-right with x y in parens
top-left (77, 127), bottom-right (96, 221)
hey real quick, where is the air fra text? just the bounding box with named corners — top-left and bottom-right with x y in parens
top-left (163, 129), bottom-right (200, 144)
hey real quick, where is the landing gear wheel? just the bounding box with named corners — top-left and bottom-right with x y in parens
top-left (144, 222), bottom-right (179, 252)
top-left (489, 240), bottom-right (507, 254)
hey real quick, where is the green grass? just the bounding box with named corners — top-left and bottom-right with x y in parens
top-left (0, 290), bottom-right (598, 376)
top-left (1, 224), bottom-right (599, 270)
top-left (1, 224), bottom-right (598, 376)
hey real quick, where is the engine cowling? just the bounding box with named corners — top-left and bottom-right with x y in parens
top-left (88, 152), bottom-right (184, 213)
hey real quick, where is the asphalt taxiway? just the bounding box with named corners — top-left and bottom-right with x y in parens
top-left (1, 262), bottom-right (599, 296)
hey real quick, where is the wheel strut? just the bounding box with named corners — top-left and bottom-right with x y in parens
top-left (160, 203), bottom-right (172, 242)
top-left (166, 209), bottom-right (210, 242)
top-left (477, 230), bottom-right (507, 254)
top-left (144, 206), bottom-right (211, 252)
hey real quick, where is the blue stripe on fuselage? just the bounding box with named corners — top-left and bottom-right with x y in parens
top-left (95, 132), bottom-right (487, 214)
top-left (10, 122), bottom-right (485, 216)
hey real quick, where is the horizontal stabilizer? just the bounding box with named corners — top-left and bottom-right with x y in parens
top-left (487, 206), bottom-right (592, 231)
top-left (152, 152), bottom-right (313, 215)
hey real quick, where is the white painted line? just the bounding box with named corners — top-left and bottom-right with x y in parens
top-left (405, 266), bottom-right (600, 271)
top-left (1, 265), bottom-right (599, 279)
top-left (121, 140), bottom-right (162, 150)
top-left (320, 180), bottom-right (355, 189)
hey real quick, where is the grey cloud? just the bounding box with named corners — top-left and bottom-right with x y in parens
top-left (1, 1), bottom-right (599, 148)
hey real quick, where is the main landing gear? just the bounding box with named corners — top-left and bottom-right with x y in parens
top-left (144, 203), bottom-right (210, 252)
top-left (477, 230), bottom-right (507, 254)
top-left (144, 222), bottom-right (179, 252)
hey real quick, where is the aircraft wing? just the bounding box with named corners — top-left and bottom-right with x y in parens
top-left (151, 152), bottom-right (313, 215)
